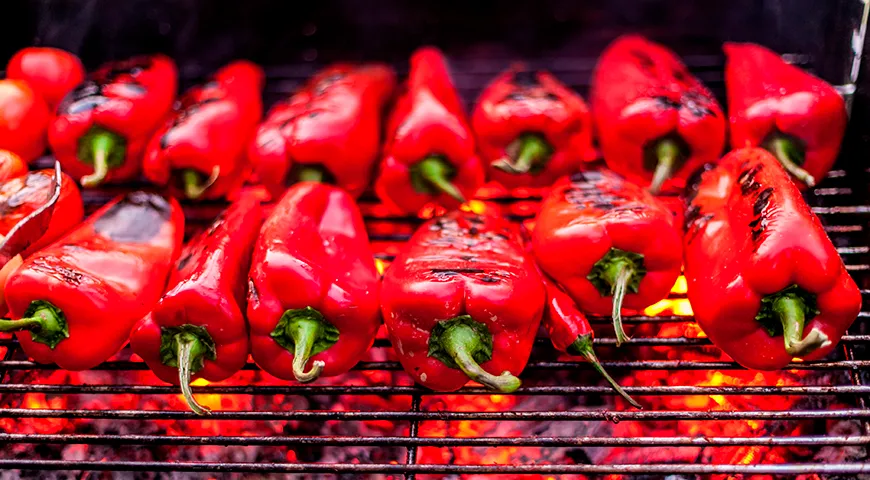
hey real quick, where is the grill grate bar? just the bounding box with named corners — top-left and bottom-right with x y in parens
top-left (404, 394), bottom-right (422, 480)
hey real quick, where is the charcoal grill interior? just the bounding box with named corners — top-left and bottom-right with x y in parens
top-left (1, 0), bottom-right (870, 476)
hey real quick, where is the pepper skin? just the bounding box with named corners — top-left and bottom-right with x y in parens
top-left (132, 194), bottom-right (262, 414)
top-left (381, 210), bottom-right (546, 392)
top-left (590, 35), bottom-right (726, 194)
top-left (533, 171), bottom-right (682, 345)
top-left (6, 47), bottom-right (85, 110)
top-left (472, 66), bottom-right (597, 188)
top-left (0, 191), bottom-right (184, 371)
top-left (375, 47), bottom-right (484, 213)
top-left (725, 42), bottom-right (847, 189)
top-left (0, 151), bottom-right (28, 183)
top-left (144, 61), bottom-right (264, 200)
top-left (684, 147), bottom-right (861, 370)
top-left (249, 63), bottom-right (395, 200)
top-left (49, 55), bottom-right (178, 187)
top-left (0, 80), bottom-right (50, 163)
top-left (247, 182), bottom-right (380, 382)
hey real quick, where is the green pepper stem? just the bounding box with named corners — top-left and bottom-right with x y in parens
top-left (289, 316), bottom-right (327, 383)
top-left (183, 166), bottom-right (221, 200)
top-left (600, 258), bottom-right (634, 346)
top-left (494, 134), bottom-right (551, 174)
top-left (648, 139), bottom-right (680, 194)
top-left (440, 322), bottom-right (521, 393)
top-left (416, 156), bottom-right (466, 203)
top-left (0, 317), bottom-right (46, 332)
top-left (567, 334), bottom-right (641, 409)
top-left (176, 333), bottom-right (211, 415)
top-left (0, 303), bottom-right (68, 349)
top-left (776, 295), bottom-right (830, 357)
top-left (769, 136), bottom-right (816, 188)
top-left (297, 166), bottom-right (325, 183)
top-left (80, 131), bottom-right (117, 187)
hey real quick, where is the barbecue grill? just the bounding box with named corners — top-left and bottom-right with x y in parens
top-left (2, 0), bottom-right (870, 477)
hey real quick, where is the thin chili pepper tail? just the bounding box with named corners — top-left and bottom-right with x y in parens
top-left (567, 334), bottom-right (641, 408)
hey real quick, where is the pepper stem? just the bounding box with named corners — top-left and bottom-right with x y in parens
top-left (775, 295), bottom-right (830, 357)
top-left (80, 132), bottom-right (114, 187)
top-left (494, 134), bottom-right (552, 174)
top-left (0, 301), bottom-right (68, 348)
top-left (648, 139), bottom-right (680, 194)
top-left (413, 156), bottom-right (466, 203)
top-left (183, 166), bottom-right (221, 200)
top-left (291, 320), bottom-right (326, 383)
top-left (297, 166), bottom-right (325, 183)
top-left (176, 333), bottom-right (211, 416)
top-left (431, 316), bottom-right (521, 393)
top-left (601, 259), bottom-right (634, 347)
top-left (769, 136), bottom-right (816, 188)
top-left (567, 334), bottom-right (641, 409)
top-left (270, 307), bottom-right (340, 383)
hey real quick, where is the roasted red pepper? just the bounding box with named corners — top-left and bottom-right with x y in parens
top-left (247, 182), bottom-right (380, 382)
top-left (49, 55), bottom-right (178, 187)
top-left (683, 147), bottom-right (861, 370)
top-left (249, 63), bottom-right (395, 200)
top-left (0, 80), bottom-right (50, 163)
top-left (7, 47), bottom-right (85, 110)
top-left (533, 171), bottom-right (682, 345)
top-left (144, 61), bottom-right (264, 200)
top-left (381, 209), bottom-right (546, 392)
top-left (472, 66), bottom-right (596, 188)
top-left (725, 42), bottom-right (847, 188)
top-left (590, 35), bottom-right (726, 193)
top-left (0, 191), bottom-right (184, 371)
top-left (0, 151), bottom-right (28, 183)
top-left (375, 47), bottom-right (484, 213)
top-left (132, 194), bottom-right (262, 414)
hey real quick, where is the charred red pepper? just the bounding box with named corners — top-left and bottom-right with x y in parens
top-left (684, 147), bottom-right (861, 370)
top-left (7, 47), bottom-right (85, 110)
top-left (49, 55), bottom-right (178, 187)
top-left (0, 191), bottom-right (184, 371)
top-left (472, 66), bottom-right (597, 188)
top-left (247, 182), bottom-right (380, 382)
top-left (590, 35), bottom-right (726, 193)
top-left (381, 210), bottom-right (545, 392)
top-left (725, 42), bottom-right (847, 188)
top-left (144, 61), bottom-right (264, 200)
top-left (375, 47), bottom-right (484, 213)
top-left (132, 194), bottom-right (262, 414)
top-left (0, 151), bottom-right (28, 183)
top-left (249, 63), bottom-right (395, 200)
top-left (533, 171), bottom-right (682, 345)
top-left (0, 80), bottom-right (50, 163)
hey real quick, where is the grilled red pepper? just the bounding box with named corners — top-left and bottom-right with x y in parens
top-left (0, 151), bottom-right (28, 183)
top-left (725, 42), bottom-right (847, 188)
top-left (590, 35), bottom-right (726, 193)
top-left (249, 63), bottom-right (395, 200)
top-left (49, 55), bottom-right (178, 187)
top-left (0, 80), bottom-right (50, 163)
top-left (7, 47), bottom-right (85, 110)
top-left (684, 147), bottom-right (861, 370)
top-left (472, 66), bottom-right (596, 188)
top-left (0, 191), bottom-right (184, 371)
top-left (247, 182), bottom-right (380, 382)
top-left (375, 47), bottom-right (484, 213)
top-left (144, 61), bottom-right (264, 200)
top-left (381, 209), bottom-right (546, 392)
top-left (533, 171), bottom-right (682, 345)
top-left (132, 194), bottom-right (262, 414)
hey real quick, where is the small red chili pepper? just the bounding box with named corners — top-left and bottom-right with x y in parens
top-left (49, 55), bottom-right (178, 187)
top-left (0, 151), bottom-right (28, 183)
top-left (249, 63), bottom-right (395, 200)
top-left (472, 66), bottom-right (596, 188)
top-left (6, 47), bottom-right (85, 110)
top-left (684, 147), bottom-right (861, 370)
top-left (0, 191), bottom-right (184, 371)
top-left (724, 42), bottom-right (847, 188)
top-left (143, 61), bottom-right (265, 200)
top-left (247, 182), bottom-right (380, 382)
top-left (590, 35), bottom-right (726, 193)
top-left (0, 80), bottom-right (50, 163)
top-left (131, 194), bottom-right (263, 414)
top-left (375, 47), bottom-right (484, 213)
top-left (533, 171), bottom-right (682, 345)
top-left (381, 209), bottom-right (546, 392)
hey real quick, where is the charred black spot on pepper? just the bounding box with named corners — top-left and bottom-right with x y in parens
top-left (738, 164), bottom-right (763, 185)
top-left (494, 233), bottom-right (511, 241)
top-left (684, 205), bottom-right (701, 231)
top-left (459, 255), bottom-right (475, 261)
top-left (629, 50), bottom-right (656, 71)
top-left (654, 96), bottom-right (682, 110)
top-left (545, 93), bottom-right (560, 101)
top-left (468, 226), bottom-right (480, 236)
top-left (740, 180), bottom-right (761, 195)
top-left (59, 266), bottom-right (83, 286)
top-left (93, 191), bottom-right (172, 243)
top-left (748, 216), bottom-right (762, 229)
top-left (504, 92), bottom-right (526, 101)
top-left (432, 268), bottom-right (485, 274)
top-left (753, 187), bottom-right (774, 216)
top-left (511, 70), bottom-right (540, 87)
top-left (480, 275), bottom-right (499, 283)
top-left (750, 218), bottom-right (767, 242)
top-left (176, 252), bottom-right (194, 272)
top-left (681, 92), bottom-right (715, 118)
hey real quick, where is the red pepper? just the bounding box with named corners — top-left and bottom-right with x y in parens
top-left (533, 171), bottom-right (682, 345)
top-left (0, 80), bottom-right (50, 163)
top-left (725, 42), bottom-right (847, 188)
top-left (249, 63), bottom-right (395, 200)
top-left (375, 47), bottom-right (484, 213)
top-left (131, 194), bottom-right (262, 414)
top-left (49, 55), bottom-right (178, 187)
top-left (143, 61), bottom-right (264, 200)
top-left (683, 147), bottom-right (861, 370)
top-left (247, 182), bottom-right (380, 382)
top-left (0, 191), bottom-right (184, 371)
top-left (590, 35), bottom-right (726, 193)
top-left (0, 151), bottom-right (28, 183)
top-left (381, 209), bottom-right (546, 392)
top-left (6, 47), bottom-right (85, 110)
top-left (472, 66), bottom-right (597, 188)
